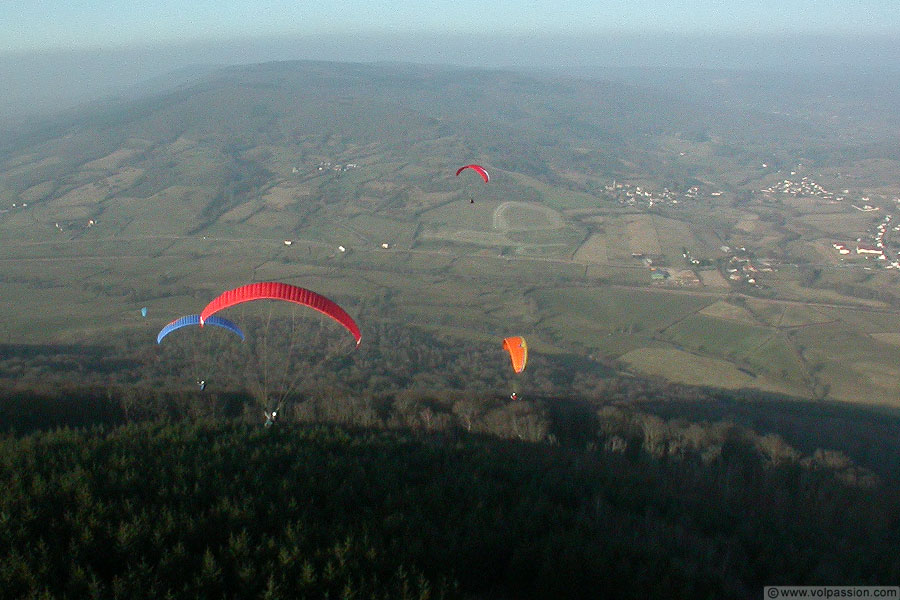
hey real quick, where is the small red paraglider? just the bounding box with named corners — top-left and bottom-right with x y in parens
top-left (455, 164), bottom-right (490, 183)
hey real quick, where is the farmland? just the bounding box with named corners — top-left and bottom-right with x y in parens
top-left (3, 60), bottom-right (900, 406)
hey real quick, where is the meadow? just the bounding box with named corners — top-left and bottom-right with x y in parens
top-left (2, 60), bottom-right (900, 407)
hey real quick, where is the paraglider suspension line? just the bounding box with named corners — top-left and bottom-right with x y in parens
top-left (276, 308), bottom-right (307, 409)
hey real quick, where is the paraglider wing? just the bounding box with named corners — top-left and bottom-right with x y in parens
top-left (502, 336), bottom-right (527, 373)
top-left (203, 316), bottom-right (246, 341)
top-left (455, 164), bottom-right (490, 183)
top-left (156, 314), bottom-right (245, 345)
top-left (199, 282), bottom-right (361, 346)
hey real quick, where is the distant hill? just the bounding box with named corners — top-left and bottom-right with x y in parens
top-left (0, 59), bottom-right (823, 242)
top-left (7, 59), bottom-right (893, 219)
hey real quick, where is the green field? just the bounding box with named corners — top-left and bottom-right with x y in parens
top-left (3, 60), bottom-right (900, 407)
top-left (619, 346), bottom-right (799, 395)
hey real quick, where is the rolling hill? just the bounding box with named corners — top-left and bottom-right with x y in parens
top-left (3, 60), bottom-right (900, 405)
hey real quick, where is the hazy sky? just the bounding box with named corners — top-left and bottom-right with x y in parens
top-left (2, 0), bottom-right (899, 123)
top-left (3, 0), bottom-right (900, 53)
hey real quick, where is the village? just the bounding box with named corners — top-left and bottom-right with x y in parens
top-left (604, 181), bottom-right (720, 209)
top-left (831, 212), bottom-right (900, 268)
top-left (756, 172), bottom-right (900, 269)
top-left (761, 174), bottom-right (838, 201)
top-left (307, 161), bottom-right (359, 173)
top-left (760, 173), bottom-right (888, 211)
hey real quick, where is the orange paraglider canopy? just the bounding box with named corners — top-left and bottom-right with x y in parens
top-left (502, 336), bottom-right (527, 373)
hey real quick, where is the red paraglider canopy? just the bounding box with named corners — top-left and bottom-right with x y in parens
top-left (199, 282), bottom-right (361, 345)
top-left (455, 164), bottom-right (490, 183)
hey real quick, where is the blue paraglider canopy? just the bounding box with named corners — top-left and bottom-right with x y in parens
top-left (141, 307), bottom-right (148, 317)
top-left (156, 314), bottom-right (245, 345)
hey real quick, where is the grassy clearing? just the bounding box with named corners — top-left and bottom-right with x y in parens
top-left (871, 332), bottom-right (900, 347)
top-left (619, 346), bottom-right (798, 395)
top-left (506, 226), bottom-right (583, 247)
top-left (745, 299), bottom-right (833, 328)
top-left (418, 199), bottom-right (500, 230)
top-left (814, 360), bottom-right (900, 406)
top-left (776, 304), bottom-right (834, 328)
top-left (743, 334), bottom-right (808, 387)
top-left (625, 214), bottom-right (662, 255)
top-left (819, 306), bottom-right (900, 334)
top-left (530, 286), bottom-right (710, 351)
top-left (503, 172), bottom-right (601, 211)
top-left (799, 212), bottom-right (878, 237)
top-left (592, 266), bottom-right (652, 285)
top-left (655, 216), bottom-right (705, 257)
top-left (451, 255), bottom-right (583, 283)
top-left (792, 321), bottom-right (900, 405)
top-left (0, 263), bottom-right (201, 344)
top-left (771, 280), bottom-right (891, 308)
top-left (346, 214), bottom-right (418, 247)
top-left (573, 233), bottom-right (608, 263)
top-left (663, 314), bottom-right (774, 360)
top-left (603, 217), bottom-right (636, 263)
top-left (493, 201), bottom-right (565, 231)
top-left (698, 300), bottom-right (760, 324)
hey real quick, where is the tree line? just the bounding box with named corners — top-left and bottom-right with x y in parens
top-left (1, 419), bottom-right (898, 599)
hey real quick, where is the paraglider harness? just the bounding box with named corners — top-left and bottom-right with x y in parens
top-left (264, 402), bottom-right (283, 427)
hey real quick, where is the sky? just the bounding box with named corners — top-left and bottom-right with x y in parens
top-left (3, 0), bottom-right (900, 54)
top-left (1, 1), bottom-right (899, 123)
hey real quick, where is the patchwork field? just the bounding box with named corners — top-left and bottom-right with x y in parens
top-left (3, 60), bottom-right (900, 408)
top-left (573, 233), bottom-right (608, 263)
top-left (493, 201), bottom-right (564, 231)
top-left (619, 347), bottom-right (799, 396)
top-left (698, 300), bottom-right (758, 324)
top-left (626, 215), bottom-right (662, 255)
top-left (5, 197), bottom-right (900, 406)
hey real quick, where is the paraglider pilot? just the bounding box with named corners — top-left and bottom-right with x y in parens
top-left (198, 380), bottom-right (206, 391)
top-left (264, 409), bottom-right (278, 427)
